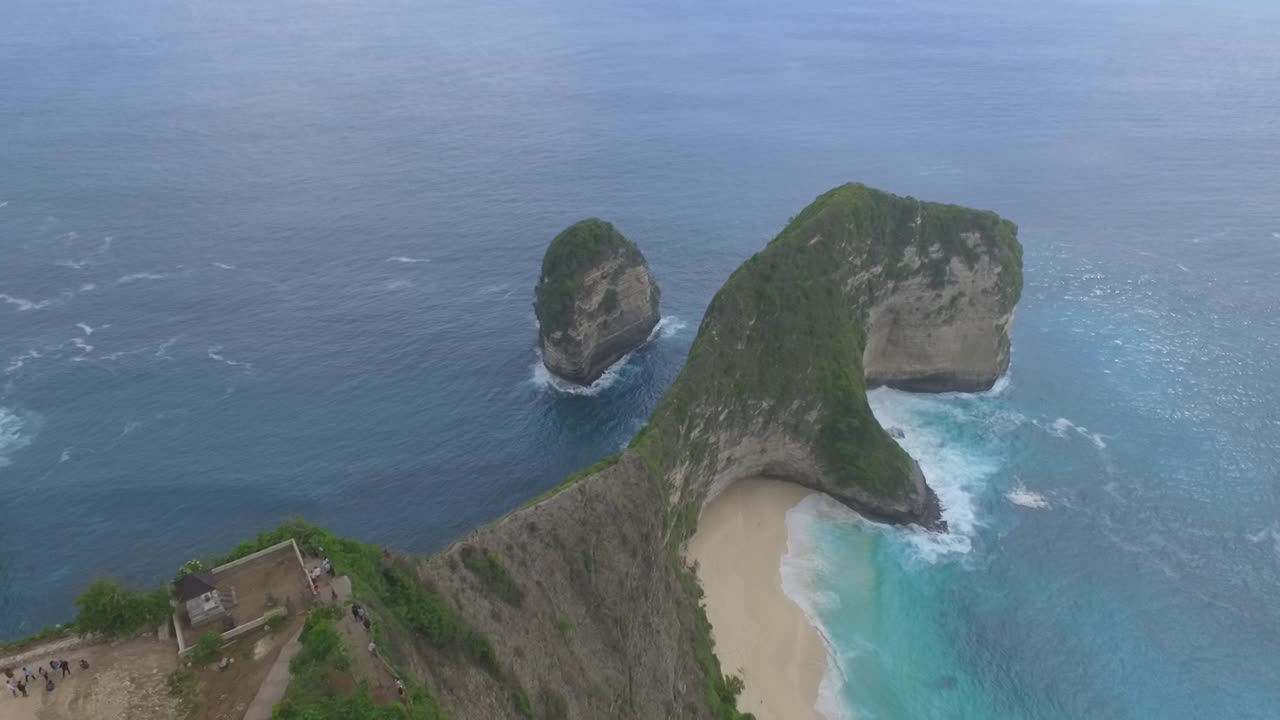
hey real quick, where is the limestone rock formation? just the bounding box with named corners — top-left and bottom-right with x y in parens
top-left (535, 219), bottom-right (661, 385)
top-left (862, 218), bottom-right (1020, 392)
top-left (379, 184), bottom-right (1022, 720)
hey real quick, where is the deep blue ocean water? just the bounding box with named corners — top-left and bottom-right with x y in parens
top-left (2, 0), bottom-right (1278, 717)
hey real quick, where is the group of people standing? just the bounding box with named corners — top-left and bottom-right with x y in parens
top-left (308, 556), bottom-right (335, 594)
top-left (3, 658), bottom-right (87, 698)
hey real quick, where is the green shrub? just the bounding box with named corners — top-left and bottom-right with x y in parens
top-left (537, 687), bottom-right (569, 720)
top-left (275, 601), bottom-right (448, 720)
top-left (275, 686), bottom-right (434, 720)
top-left (215, 520), bottom-right (501, 717)
top-left (511, 688), bottom-right (534, 719)
top-left (188, 631), bottom-right (223, 665)
top-left (73, 580), bottom-right (170, 638)
top-left (534, 219), bottom-right (641, 336)
top-left (166, 669), bottom-right (199, 718)
top-left (286, 608), bottom-right (347, 701)
top-left (458, 546), bottom-right (524, 607)
top-left (556, 616), bottom-right (573, 640)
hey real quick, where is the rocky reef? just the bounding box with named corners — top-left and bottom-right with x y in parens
top-left (535, 219), bottom-right (661, 385)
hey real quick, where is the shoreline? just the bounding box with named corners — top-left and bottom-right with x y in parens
top-left (687, 477), bottom-right (831, 720)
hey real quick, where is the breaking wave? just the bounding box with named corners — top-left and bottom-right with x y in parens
top-left (654, 315), bottom-right (687, 338)
top-left (208, 346), bottom-right (252, 369)
top-left (530, 316), bottom-right (686, 396)
top-left (781, 494), bottom-right (861, 720)
top-left (0, 292), bottom-right (70, 312)
top-left (0, 407), bottom-right (33, 467)
top-left (529, 350), bottom-right (631, 396)
top-left (5, 349), bottom-right (42, 375)
top-left (1006, 484), bottom-right (1050, 509)
top-left (1045, 416), bottom-right (1107, 449)
top-left (116, 272), bottom-right (172, 284)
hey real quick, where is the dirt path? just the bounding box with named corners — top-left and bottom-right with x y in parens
top-left (239, 627), bottom-right (303, 720)
top-left (0, 635), bottom-right (90, 670)
top-left (336, 610), bottom-right (399, 704)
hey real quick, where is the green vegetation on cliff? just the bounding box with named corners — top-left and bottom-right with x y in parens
top-left (625, 183), bottom-right (1021, 519)
top-left (7, 184), bottom-right (1020, 720)
top-left (534, 218), bottom-right (642, 336)
top-left (463, 182), bottom-right (1020, 719)
top-left (1, 578), bottom-right (169, 653)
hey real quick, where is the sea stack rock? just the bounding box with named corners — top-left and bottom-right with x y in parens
top-left (535, 218), bottom-right (660, 385)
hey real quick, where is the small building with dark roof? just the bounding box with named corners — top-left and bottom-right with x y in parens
top-left (174, 569), bottom-right (237, 628)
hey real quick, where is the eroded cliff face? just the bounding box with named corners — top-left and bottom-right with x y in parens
top-left (536, 219), bottom-right (661, 385)
top-left (540, 252), bottom-right (660, 384)
top-left (863, 232), bottom-right (1018, 391)
top-left (401, 456), bottom-right (707, 720)
top-left (399, 184), bottom-right (1022, 719)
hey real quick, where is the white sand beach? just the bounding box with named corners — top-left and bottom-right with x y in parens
top-left (686, 477), bottom-right (829, 720)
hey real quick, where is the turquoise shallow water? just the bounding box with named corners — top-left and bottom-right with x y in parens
top-left (784, 245), bottom-right (1280, 718)
top-left (2, 0), bottom-right (1279, 717)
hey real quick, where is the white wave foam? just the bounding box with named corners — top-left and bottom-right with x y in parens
top-left (0, 201), bottom-right (8, 208)
top-left (781, 495), bottom-right (864, 720)
top-left (386, 256), bottom-right (431, 264)
top-left (79, 283), bottom-right (96, 293)
top-left (530, 316), bottom-right (683, 396)
top-left (655, 315), bottom-right (687, 338)
top-left (867, 387), bottom-right (1007, 562)
top-left (70, 337), bottom-right (93, 353)
top-left (1246, 525), bottom-right (1280, 558)
top-left (59, 447), bottom-right (72, 463)
top-left (1006, 484), bottom-right (1050, 509)
top-left (208, 346), bottom-right (251, 369)
top-left (213, 262), bottom-right (235, 270)
top-left (75, 322), bottom-right (94, 336)
top-left (1176, 263), bottom-right (1191, 273)
top-left (116, 272), bottom-right (171, 284)
top-left (4, 349), bottom-right (42, 375)
top-left (530, 352), bottom-right (628, 396)
top-left (386, 279), bottom-right (412, 290)
top-left (1272, 232), bottom-right (1279, 240)
top-left (0, 407), bottom-right (32, 467)
top-left (983, 370), bottom-right (1012, 397)
top-left (1048, 417), bottom-right (1073, 436)
top-left (0, 293), bottom-right (65, 312)
top-left (1047, 417), bottom-right (1107, 449)
top-left (155, 336), bottom-right (179, 358)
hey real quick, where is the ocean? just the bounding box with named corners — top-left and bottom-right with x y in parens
top-left (2, 0), bottom-right (1278, 717)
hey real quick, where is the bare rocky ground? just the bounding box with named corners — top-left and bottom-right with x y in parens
top-left (0, 614), bottom-right (304, 720)
top-left (0, 636), bottom-right (178, 720)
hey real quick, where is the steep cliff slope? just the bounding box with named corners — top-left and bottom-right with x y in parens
top-left (536, 219), bottom-right (662, 385)
top-left (393, 184), bottom-right (1022, 719)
